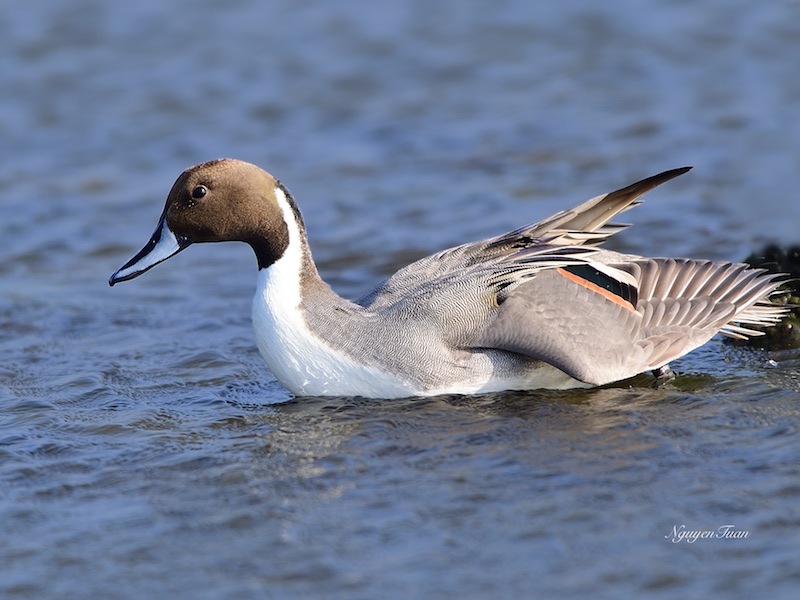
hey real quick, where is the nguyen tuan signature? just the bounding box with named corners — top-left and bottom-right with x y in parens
top-left (666, 524), bottom-right (750, 543)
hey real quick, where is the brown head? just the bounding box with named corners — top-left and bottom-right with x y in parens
top-left (109, 159), bottom-right (305, 285)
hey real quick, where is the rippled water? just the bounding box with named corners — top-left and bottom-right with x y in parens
top-left (2, 0), bottom-right (800, 598)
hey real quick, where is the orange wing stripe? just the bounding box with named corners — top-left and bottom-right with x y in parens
top-left (556, 267), bottom-right (637, 312)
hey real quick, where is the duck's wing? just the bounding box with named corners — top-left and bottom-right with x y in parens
top-left (360, 167), bottom-right (692, 309)
top-left (470, 257), bottom-right (788, 386)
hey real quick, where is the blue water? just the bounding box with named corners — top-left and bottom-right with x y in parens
top-left (2, 0), bottom-right (800, 598)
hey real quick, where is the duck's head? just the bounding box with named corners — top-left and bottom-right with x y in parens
top-left (109, 159), bottom-right (302, 285)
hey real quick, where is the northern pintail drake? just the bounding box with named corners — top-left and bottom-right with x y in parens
top-left (109, 160), bottom-right (788, 398)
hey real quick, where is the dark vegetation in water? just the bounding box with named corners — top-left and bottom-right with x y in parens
top-left (735, 244), bottom-right (800, 348)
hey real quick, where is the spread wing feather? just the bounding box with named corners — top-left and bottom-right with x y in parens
top-left (471, 258), bottom-right (787, 385)
top-left (355, 165), bottom-right (787, 386)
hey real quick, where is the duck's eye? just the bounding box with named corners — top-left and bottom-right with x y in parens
top-left (191, 185), bottom-right (207, 199)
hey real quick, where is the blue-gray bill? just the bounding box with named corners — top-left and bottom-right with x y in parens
top-left (109, 213), bottom-right (190, 286)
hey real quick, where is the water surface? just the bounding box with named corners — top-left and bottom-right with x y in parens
top-left (2, 1), bottom-right (800, 598)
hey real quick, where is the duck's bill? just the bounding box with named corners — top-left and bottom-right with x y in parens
top-left (109, 215), bottom-right (191, 286)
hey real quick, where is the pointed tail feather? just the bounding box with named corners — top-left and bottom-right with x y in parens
top-left (553, 166), bottom-right (692, 233)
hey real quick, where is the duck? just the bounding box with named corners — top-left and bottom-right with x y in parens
top-left (109, 159), bottom-right (787, 398)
